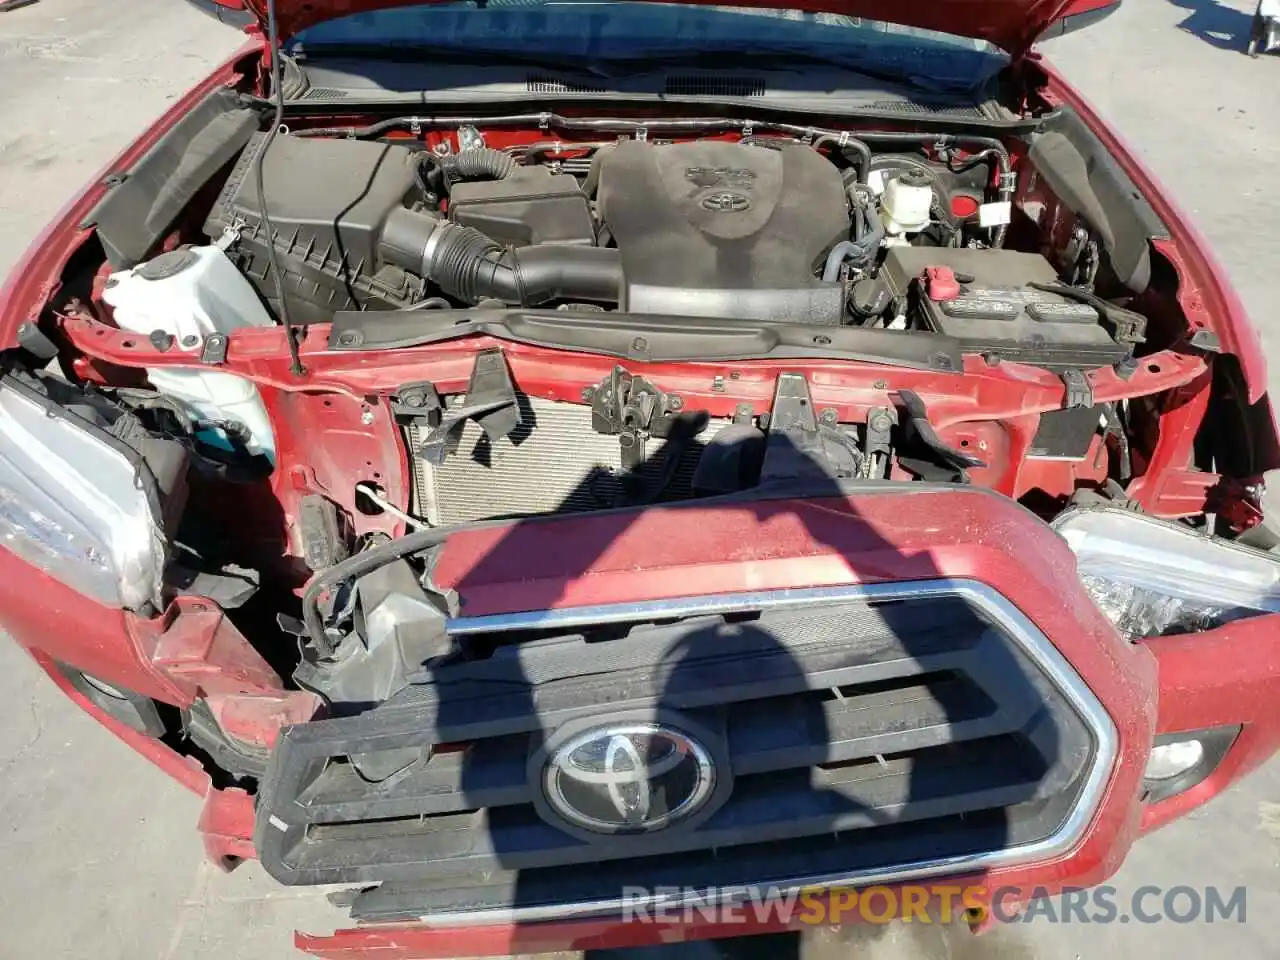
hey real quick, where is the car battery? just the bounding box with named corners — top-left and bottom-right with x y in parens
top-left (879, 246), bottom-right (1129, 369)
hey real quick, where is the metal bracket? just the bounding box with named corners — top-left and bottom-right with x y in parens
top-left (391, 381), bottom-right (442, 421)
top-left (215, 215), bottom-right (247, 252)
top-left (757, 373), bottom-right (860, 483)
top-left (589, 366), bottom-right (679, 436)
top-left (1060, 369), bottom-right (1094, 410)
top-left (862, 406), bottom-right (894, 478)
top-left (201, 334), bottom-right (228, 365)
top-left (1189, 329), bottom-right (1222, 353)
top-left (417, 350), bottom-right (521, 465)
top-left (457, 125), bottom-right (485, 152)
top-left (589, 366), bottom-right (679, 467)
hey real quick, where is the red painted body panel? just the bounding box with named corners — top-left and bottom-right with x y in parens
top-left (1032, 56), bottom-right (1271, 403)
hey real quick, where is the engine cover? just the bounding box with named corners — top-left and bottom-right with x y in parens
top-left (597, 141), bottom-right (850, 324)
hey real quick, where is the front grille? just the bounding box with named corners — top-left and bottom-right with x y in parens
top-left (256, 582), bottom-right (1107, 919)
top-left (408, 396), bottom-right (728, 523)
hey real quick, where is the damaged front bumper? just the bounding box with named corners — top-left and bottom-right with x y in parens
top-left (10, 484), bottom-right (1280, 957)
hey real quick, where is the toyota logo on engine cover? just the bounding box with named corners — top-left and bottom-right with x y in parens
top-left (701, 191), bottom-right (751, 212)
top-left (541, 722), bottom-right (717, 833)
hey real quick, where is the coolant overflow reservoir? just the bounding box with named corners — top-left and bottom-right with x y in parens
top-left (102, 246), bottom-right (277, 461)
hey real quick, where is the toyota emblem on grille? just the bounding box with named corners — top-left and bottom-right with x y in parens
top-left (701, 191), bottom-right (751, 213)
top-left (541, 723), bottom-right (716, 833)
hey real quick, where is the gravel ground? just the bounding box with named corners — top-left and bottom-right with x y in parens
top-left (0, 0), bottom-right (1277, 956)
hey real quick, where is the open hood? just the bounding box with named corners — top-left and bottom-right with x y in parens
top-left (215, 0), bottom-right (1117, 60)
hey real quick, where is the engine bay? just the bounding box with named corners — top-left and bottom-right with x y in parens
top-left (194, 118), bottom-right (1132, 364)
top-left (76, 114), bottom-right (1175, 534)
top-left (47, 103), bottom-right (1237, 541)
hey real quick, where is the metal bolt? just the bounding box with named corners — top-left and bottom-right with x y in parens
top-left (870, 412), bottom-right (893, 433)
top-left (180, 334), bottom-right (200, 348)
top-left (819, 408), bottom-right (838, 425)
top-left (336, 330), bottom-right (361, 347)
top-left (668, 396), bottom-right (684, 411)
top-left (581, 386), bottom-right (595, 401)
top-left (404, 394), bottom-right (425, 408)
top-left (711, 375), bottom-right (726, 393)
top-left (735, 403), bottom-right (754, 419)
top-left (813, 335), bottom-right (832, 346)
top-left (873, 379), bottom-right (888, 390)
top-left (360, 408), bottom-right (375, 425)
top-left (728, 371), bottom-right (741, 380)
top-left (631, 336), bottom-right (648, 353)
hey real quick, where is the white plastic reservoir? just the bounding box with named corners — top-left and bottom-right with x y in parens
top-left (102, 246), bottom-right (277, 461)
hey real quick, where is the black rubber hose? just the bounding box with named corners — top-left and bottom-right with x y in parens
top-left (478, 245), bottom-right (623, 305)
top-left (811, 134), bottom-right (872, 184)
top-left (381, 211), bottom-right (623, 305)
top-left (437, 147), bottom-right (516, 181)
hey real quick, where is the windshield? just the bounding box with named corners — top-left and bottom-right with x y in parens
top-left (289, 1), bottom-right (1008, 94)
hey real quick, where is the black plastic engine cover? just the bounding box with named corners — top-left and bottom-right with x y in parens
top-left (597, 141), bottom-right (850, 324)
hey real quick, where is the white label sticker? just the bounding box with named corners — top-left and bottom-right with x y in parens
top-left (978, 201), bottom-right (1013, 228)
top-left (269, 815), bottom-right (289, 832)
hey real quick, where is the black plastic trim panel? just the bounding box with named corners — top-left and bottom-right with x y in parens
top-left (83, 88), bottom-right (259, 268)
top-left (328, 309), bottom-right (965, 372)
top-left (1027, 108), bottom-right (1169, 294)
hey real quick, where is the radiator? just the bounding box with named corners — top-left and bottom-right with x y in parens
top-left (407, 396), bottom-right (727, 524)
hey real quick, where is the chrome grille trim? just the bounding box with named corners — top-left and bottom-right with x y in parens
top-left (417, 578), bottom-right (1117, 925)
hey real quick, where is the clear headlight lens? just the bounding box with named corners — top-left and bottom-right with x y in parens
top-left (0, 377), bottom-right (166, 610)
top-left (1054, 505), bottom-right (1280, 640)
top-left (1144, 739), bottom-right (1205, 781)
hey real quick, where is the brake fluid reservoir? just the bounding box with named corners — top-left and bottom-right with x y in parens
top-left (880, 170), bottom-right (934, 236)
top-left (102, 246), bottom-right (276, 461)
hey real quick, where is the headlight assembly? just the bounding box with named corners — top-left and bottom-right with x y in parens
top-left (0, 375), bottom-right (174, 610)
top-left (1054, 505), bottom-right (1280, 640)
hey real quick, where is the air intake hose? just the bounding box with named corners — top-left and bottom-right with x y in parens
top-left (381, 208), bottom-right (622, 306)
top-left (437, 147), bottom-right (516, 181)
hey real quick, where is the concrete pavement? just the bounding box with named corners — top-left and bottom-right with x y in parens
top-left (0, 0), bottom-right (1277, 956)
